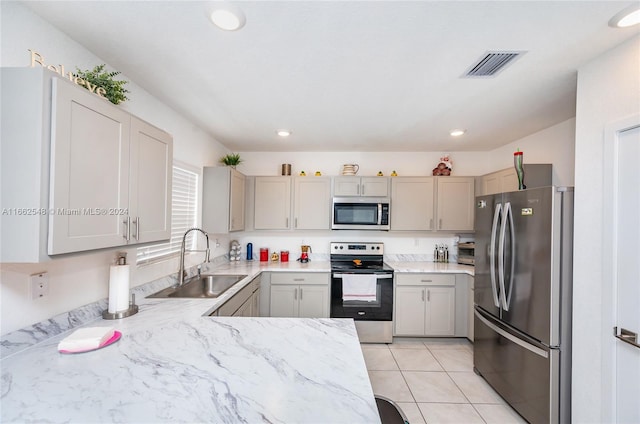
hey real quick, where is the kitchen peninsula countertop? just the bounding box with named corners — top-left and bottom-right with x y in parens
top-left (1, 314), bottom-right (378, 423)
top-left (1, 259), bottom-right (473, 423)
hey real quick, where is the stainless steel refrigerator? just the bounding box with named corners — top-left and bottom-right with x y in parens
top-left (473, 186), bottom-right (573, 424)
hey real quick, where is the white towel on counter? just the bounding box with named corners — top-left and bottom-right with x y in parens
top-left (342, 274), bottom-right (377, 302)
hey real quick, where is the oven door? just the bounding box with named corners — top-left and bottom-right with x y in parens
top-left (330, 272), bottom-right (393, 321)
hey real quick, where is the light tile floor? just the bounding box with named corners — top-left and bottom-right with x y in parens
top-left (362, 338), bottom-right (527, 424)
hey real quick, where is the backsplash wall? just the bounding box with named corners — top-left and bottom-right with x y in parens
top-left (231, 231), bottom-right (469, 262)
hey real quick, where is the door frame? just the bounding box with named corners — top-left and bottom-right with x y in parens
top-left (602, 113), bottom-right (640, 421)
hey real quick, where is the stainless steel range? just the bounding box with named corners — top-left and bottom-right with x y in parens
top-left (330, 242), bottom-right (394, 343)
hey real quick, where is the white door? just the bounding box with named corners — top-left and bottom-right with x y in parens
top-left (604, 117), bottom-right (640, 423)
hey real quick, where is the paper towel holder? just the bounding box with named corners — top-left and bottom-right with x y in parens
top-left (102, 294), bottom-right (139, 320)
top-left (102, 252), bottom-right (139, 320)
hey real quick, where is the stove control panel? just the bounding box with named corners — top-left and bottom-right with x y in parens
top-left (330, 242), bottom-right (384, 255)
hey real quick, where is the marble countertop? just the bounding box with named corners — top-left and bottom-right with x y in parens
top-left (1, 314), bottom-right (379, 423)
top-left (1, 259), bottom-right (473, 423)
top-left (387, 261), bottom-right (475, 276)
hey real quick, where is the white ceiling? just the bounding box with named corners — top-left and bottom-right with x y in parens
top-left (22, 1), bottom-right (639, 152)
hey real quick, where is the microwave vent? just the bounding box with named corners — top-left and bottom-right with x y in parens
top-left (463, 51), bottom-right (525, 78)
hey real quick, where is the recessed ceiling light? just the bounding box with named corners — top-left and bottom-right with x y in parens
top-left (609, 4), bottom-right (640, 28)
top-left (450, 129), bottom-right (466, 137)
top-left (209, 4), bottom-right (246, 31)
top-left (277, 130), bottom-right (291, 137)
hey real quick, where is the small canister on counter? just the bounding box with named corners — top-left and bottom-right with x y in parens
top-left (246, 243), bottom-right (253, 260)
top-left (259, 248), bottom-right (269, 262)
top-left (280, 250), bottom-right (289, 262)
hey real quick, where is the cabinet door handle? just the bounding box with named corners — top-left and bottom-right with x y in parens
top-left (420, 279), bottom-right (433, 283)
top-left (286, 217), bottom-right (289, 228)
top-left (614, 327), bottom-right (640, 349)
top-left (421, 289), bottom-right (425, 302)
top-left (123, 217), bottom-right (131, 241)
top-left (429, 218), bottom-right (433, 230)
top-left (132, 217), bottom-right (140, 240)
top-left (357, 184), bottom-right (361, 195)
top-left (295, 218), bottom-right (298, 228)
top-left (293, 278), bottom-right (305, 282)
top-left (362, 184), bottom-right (365, 195)
top-left (439, 219), bottom-right (443, 230)
top-left (300, 288), bottom-right (303, 300)
top-left (427, 289), bottom-right (431, 302)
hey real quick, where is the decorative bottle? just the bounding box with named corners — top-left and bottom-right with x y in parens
top-left (514, 149), bottom-right (526, 190)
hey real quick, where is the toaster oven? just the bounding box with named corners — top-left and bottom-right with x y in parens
top-left (457, 242), bottom-right (475, 265)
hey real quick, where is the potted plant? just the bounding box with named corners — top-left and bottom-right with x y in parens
top-left (220, 153), bottom-right (243, 168)
top-left (74, 64), bottom-right (130, 105)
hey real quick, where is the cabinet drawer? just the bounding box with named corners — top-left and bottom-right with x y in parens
top-left (270, 272), bottom-right (329, 286)
top-left (217, 276), bottom-right (259, 316)
top-left (395, 273), bottom-right (455, 286)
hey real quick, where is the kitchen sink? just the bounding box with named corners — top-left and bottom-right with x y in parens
top-left (147, 274), bottom-right (248, 298)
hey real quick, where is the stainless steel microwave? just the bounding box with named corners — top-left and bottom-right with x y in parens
top-left (332, 197), bottom-right (390, 230)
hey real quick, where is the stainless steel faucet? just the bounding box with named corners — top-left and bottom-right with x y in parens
top-left (178, 228), bottom-right (210, 286)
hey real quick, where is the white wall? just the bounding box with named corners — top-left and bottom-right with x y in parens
top-left (236, 151), bottom-right (487, 177)
top-left (0, 2), bottom-right (230, 335)
top-left (235, 118), bottom-right (575, 186)
top-left (572, 35), bottom-right (640, 423)
top-left (487, 118), bottom-right (575, 186)
top-left (0, 1), bottom-right (577, 335)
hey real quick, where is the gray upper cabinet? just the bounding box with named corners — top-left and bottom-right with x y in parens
top-left (1, 68), bottom-right (173, 261)
top-left (203, 167), bottom-right (246, 233)
top-left (254, 176), bottom-right (291, 230)
top-left (333, 176), bottom-right (389, 197)
top-left (476, 164), bottom-right (552, 196)
top-left (293, 177), bottom-right (331, 229)
top-left (435, 177), bottom-right (475, 232)
top-left (128, 117), bottom-right (173, 244)
top-left (1, 68), bottom-right (55, 262)
top-left (391, 177), bottom-right (435, 231)
top-left (390, 176), bottom-right (474, 232)
top-left (48, 78), bottom-right (173, 254)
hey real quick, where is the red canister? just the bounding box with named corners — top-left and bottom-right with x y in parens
top-left (259, 248), bottom-right (269, 262)
top-left (280, 250), bottom-right (289, 262)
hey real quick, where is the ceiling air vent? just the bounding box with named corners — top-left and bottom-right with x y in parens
top-left (463, 51), bottom-right (525, 78)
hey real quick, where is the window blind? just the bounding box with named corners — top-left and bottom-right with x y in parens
top-left (136, 164), bottom-right (199, 264)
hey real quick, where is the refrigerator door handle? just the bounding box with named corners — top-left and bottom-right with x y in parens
top-left (498, 202), bottom-right (515, 311)
top-left (506, 202), bottom-right (516, 311)
top-left (475, 308), bottom-right (549, 358)
top-left (490, 203), bottom-right (502, 308)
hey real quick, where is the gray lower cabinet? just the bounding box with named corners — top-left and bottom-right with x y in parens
top-left (395, 274), bottom-right (456, 336)
top-left (214, 275), bottom-right (260, 317)
top-left (269, 272), bottom-right (330, 318)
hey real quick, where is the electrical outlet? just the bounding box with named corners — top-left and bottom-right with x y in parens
top-left (30, 272), bottom-right (49, 300)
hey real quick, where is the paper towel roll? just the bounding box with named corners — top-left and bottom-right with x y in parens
top-left (108, 264), bottom-right (130, 313)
